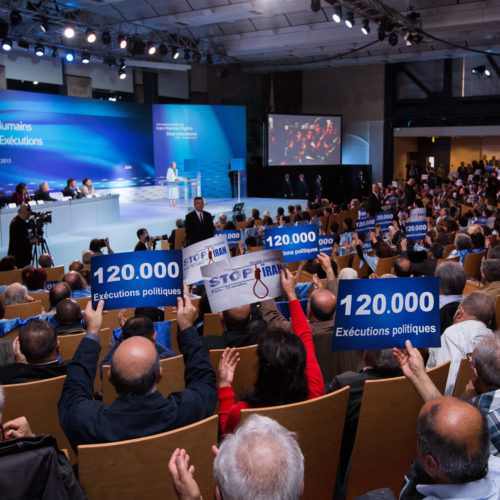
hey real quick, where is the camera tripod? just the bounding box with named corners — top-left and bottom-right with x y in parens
top-left (31, 234), bottom-right (51, 266)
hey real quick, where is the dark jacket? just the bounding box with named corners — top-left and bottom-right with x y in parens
top-left (8, 215), bottom-right (32, 268)
top-left (297, 179), bottom-right (309, 199)
top-left (0, 360), bottom-right (68, 385)
top-left (58, 328), bottom-right (217, 452)
top-left (34, 189), bottom-right (56, 202)
top-left (201, 329), bottom-right (259, 350)
top-left (185, 210), bottom-right (215, 246)
top-left (366, 192), bottom-right (381, 216)
top-left (283, 179), bottom-right (293, 198)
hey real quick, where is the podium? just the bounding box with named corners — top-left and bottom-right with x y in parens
top-left (178, 175), bottom-right (201, 212)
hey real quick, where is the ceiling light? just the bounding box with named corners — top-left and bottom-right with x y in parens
top-left (118, 35), bottom-right (127, 49)
top-left (33, 81), bottom-right (38, 85)
top-left (119, 59), bottom-right (126, 70)
top-left (485, 68), bottom-right (492, 77)
top-left (361, 19), bottom-right (370, 35)
top-left (173, 48), bottom-right (180, 60)
top-left (10, 10), bottom-right (22, 26)
top-left (101, 31), bottom-right (111, 45)
top-left (35, 45), bottom-right (44, 56)
top-left (65, 49), bottom-right (75, 62)
top-left (388, 32), bottom-right (398, 46)
top-left (345, 12), bottom-right (354, 28)
top-left (405, 33), bottom-right (414, 46)
top-left (2, 38), bottom-right (12, 51)
top-left (332, 5), bottom-right (342, 23)
top-left (147, 42), bottom-right (156, 55)
top-left (63, 25), bottom-right (75, 39)
top-left (119, 68), bottom-right (127, 80)
top-left (86, 28), bottom-right (96, 43)
top-left (81, 51), bottom-right (90, 64)
top-left (311, 0), bottom-right (321, 13)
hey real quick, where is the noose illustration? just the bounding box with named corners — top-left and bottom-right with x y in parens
top-left (252, 264), bottom-right (269, 299)
top-left (207, 248), bottom-right (215, 263)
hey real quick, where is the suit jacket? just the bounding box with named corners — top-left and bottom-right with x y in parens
top-left (185, 210), bottom-right (215, 246)
top-left (410, 258), bottom-right (438, 277)
top-left (283, 179), bottom-right (293, 198)
top-left (0, 360), bottom-right (68, 385)
top-left (58, 328), bottom-right (217, 451)
top-left (478, 281), bottom-right (500, 303)
top-left (33, 190), bottom-right (56, 202)
top-left (8, 216), bottom-right (33, 268)
top-left (62, 186), bottom-right (81, 199)
top-left (366, 192), bottom-right (381, 216)
top-left (296, 179), bottom-right (309, 199)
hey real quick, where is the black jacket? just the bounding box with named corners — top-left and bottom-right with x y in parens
top-left (34, 189), bottom-right (56, 202)
top-left (185, 210), bottom-right (215, 246)
top-left (8, 215), bottom-right (32, 268)
top-left (0, 360), bottom-right (68, 385)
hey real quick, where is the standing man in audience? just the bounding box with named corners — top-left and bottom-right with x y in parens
top-left (313, 174), bottom-right (322, 202)
top-left (8, 204), bottom-right (38, 268)
top-left (366, 183), bottom-right (382, 216)
top-left (81, 178), bottom-right (95, 196)
top-left (58, 290), bottom-right (217, 451)
top-left (185, 197), bottom-right (215, 246)
top-left (33, 182), bottom-right (57, 202)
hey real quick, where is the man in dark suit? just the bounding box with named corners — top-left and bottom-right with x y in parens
top-left (185, 197), bottom-right (215, 246)
top-left (313, 174), bottom-right (322, 202)
top-left (33, 182), bottom-right (57, 202)
top-left (296, 173), bottom-right (309, 199)
top-left (62, 178), bottom-right (82, 199)
top-left (366, 183), bottom-right (382, 216)
top-left (282, 173), bottom-right (293, 198)
top-left (0, 320), bottom-right (68, 384)
top-left (58, 294), bottom-right (217, 452)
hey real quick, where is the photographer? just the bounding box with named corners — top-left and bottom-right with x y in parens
top-left (89, 237), bottom-right (114, 256)
top-left (134, 228), bottom-right (153, 251)
top-left (7, 205), bottom-right (39, 268)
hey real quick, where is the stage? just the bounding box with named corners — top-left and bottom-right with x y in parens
top-left (5, 196), bottom-right (308, 268)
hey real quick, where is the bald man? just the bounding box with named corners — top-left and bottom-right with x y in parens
top-left (260, 253), bottom-right (363, 381)
top-left (201, 304), bottom-right (259, 350)
top-left (58, 294), bottom-right (217, 452)
top-left (400, 397), bottom-right (500, 499)
top-left (54, 298), bottom-right (85, 335)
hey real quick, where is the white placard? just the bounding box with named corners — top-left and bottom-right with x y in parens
top-left (182, 235), bottom-right (230, 285)
top-left (201, 250), bottom-right (284, 312)
top-left (409, 207), bottom-right (426, 222)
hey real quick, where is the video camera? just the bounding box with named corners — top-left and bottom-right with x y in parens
top-left (27, 211), bottom-right (52, 239)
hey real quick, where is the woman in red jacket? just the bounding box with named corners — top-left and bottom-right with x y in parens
top-left (218, 268), bottom-right (324, 435)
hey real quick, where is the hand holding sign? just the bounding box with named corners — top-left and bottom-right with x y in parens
top-left (176, 283), bottom-right (197, 331)
top-left (83, 299), bottom-right (104, 335)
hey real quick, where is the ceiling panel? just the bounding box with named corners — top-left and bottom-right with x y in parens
top-left (145, 0), bottom-right (192, 16)
top-left (187, 0), bottom-right (230, 9)
top-left (251, 14), bottom-right (291, 31)
top-left (218, 19), bottom-right (257, 36)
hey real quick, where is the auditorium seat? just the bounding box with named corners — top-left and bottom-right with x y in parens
top-left (78, 415), bottom-right (218, 500)
top-left (374, 254), bottom-right (399, 276)
top-left (100, 307), bottom-right (135, 330)
top-left (101, 354), bottom-right (185, 405)
top-left (351, 253), bottom-right (370, 279)
top-left (240, 386), bottom-right (350, 500)
top-left (73, 296), bottom-right (91, 309)
top-left (444, 243), bottom-right (456, 258)
top-left (2, 375), bottom-right (76, 464)
top-left (164, 297), bottom-right (200, 321)
top-left (463, 250), bottom-right (485, 281)
top-left (3, 301), bottom-right (43, 319)
top-left (344, 361), bottom-right (450, 499)
top-left (436, 255), bottom-right (460, 268)
top-left (29, 291), bottom-right (51, 312)
top-left (167, 319), bottom-right (180, 353)
top-left (462, 279), bottom-right (481, 295)
top-left (203, 312), bottom-right (223, 335)
top-left (44, 265), bottom-right (65, 281)
top-left (58, 328), bottom-right (111, 362)
top-left (452, 357), bottom-right (471, 397)
top-left (174, 228), bottom-right (186, 250)
top-left (0, 269), bottom-right (22, 286)
top-left (334, 253), bottom-right (353, 271)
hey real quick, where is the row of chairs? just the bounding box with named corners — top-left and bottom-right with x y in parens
top-left (0, 265), bottom-right (65, 286)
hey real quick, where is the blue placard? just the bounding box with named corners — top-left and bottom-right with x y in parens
top-left (332, 277), bottom-right (440, 350)
top-left (318, 234), bottom-right (335, 255)
top-left (215, 229), bottom-right (242, 247)
top-left (91, 250), bottom-right (183, 309)
top-left (355, 217), bottom-right (375, 234)
top-left (264, 224), bottom-right (319, 262)
top-left (406, 221), bottom-right (427, 241)
top-left (476, 216), bottom-right (488, 226)
top-left (358, 210), bottom-right (367, 219)
top-left (375, 211), bottom-right (394, 232)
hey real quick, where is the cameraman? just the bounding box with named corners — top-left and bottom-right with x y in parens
top-left (8, 205), bottom-right (39, 267)
top-left (88, 238), bottom-right (114, 257)
top-left (134, 228), bottom-right (153, 251)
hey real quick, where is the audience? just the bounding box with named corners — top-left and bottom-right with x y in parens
top-left (54, 298), bottom-right (86, 335)
top-left (4, 282), bottom-right (33, 305)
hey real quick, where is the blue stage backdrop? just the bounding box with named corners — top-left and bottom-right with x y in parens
top-left (152, 105), bottom-right (246, 198)
top-left (0, 89), bottom-right (154, 193)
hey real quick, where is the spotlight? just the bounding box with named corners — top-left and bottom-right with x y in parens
top-left (119, 68), bottom-right (127, 80)
top-left (472, 65), bottom-right (492, 77)
top-left (388, 32), bottom-right (398, 46)
top-left (63, 25), bottom-right (75, 39)
top-left (40, 18), bottom-right (49, 33)
top-left (35, 45), bottom-right (44, 56)
top-left (485, 68), bottom-right (492, 77)
top-left (65, 49), bottom-right (75, 62)
top-left (101, 31), bottom-right (111, 45)
top-left (361, 19), bottom-right (370, 35)
top-left (33, 81), bottom-right (38, 85)
top-left (158, 43), bottom-right (167, 56)
top-left (332, 5), bottom-right (342, 23)
top-left (405, 33), bottom-right (414, 46)
top-left (345, 12), bottom-right (354, 28)
top-left (51, 47), bottom-right (58, 57)
top-left (86, 28), bottom-right (96, 43)
top-left (311, 0), bottom-right (321, 13)
top-left (81, 51), bottom-right (90, 64)
top-left (10, 10), bottom-right (22, 26)
top-left (147, 42), bottom-right (156, 55)
top-left (118, 35), bottom-right (127, 49)
top-left (173, 48), bottom-right (180, 59)
top-left (2, 39), bottom-right (12, 51)
top-left (119, 59), bottom-right (127, 70)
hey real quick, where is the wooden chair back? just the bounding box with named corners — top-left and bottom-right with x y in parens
top-left (164, 298), bottom-right (200, 321)
top-left (2, 375), bottom-right (76, 464)
top-left (249, 245), bottom-right (263, 252)
top-left (240, 386), bottom-right (350, 500)
top-left (29, 291), bottom-right (50, 312)
top-left (351, 253), bottom-right (370, 278)
top-left (345, 362), bottom-right (450, 499)
top-left (101, 354), bottom-right (185, 405)
top-left (436, 255), bottom-right (460, 268)
top-left (44, 265), bottom-right (65, 282)
top-left (334, 253), bottom-right (352, 271)
top-left (58, 332), bottom-right (86, 361)
top-left (209, 344), bottom-right (258, 402)
top-left (444, 243), bottom-right (456, 258)
top-left (495, 296), bottom-right (500, 333)
top-left (463, 279), bottom-right (481, 295)
top-left (160, 240), bottom-right (170, 250)
top-left (101, 308), bottom-right (135, 330)
top-left (253, 219), bottom-right (263, 227)
top-left (174, 228), bottom-right (186, 250)
top-left (453, 357), bottom-right (471, 397)
top-left (236, 221), bottom-right (246, 231)
top-left (73, 296), bottom-right (91, 309)
top-left (203, 312), bottom-right (223, 336)
top-left (78, 415), bottom-right (218, 500)
top-left (374, 255), bottom-right (399, 276)
top-left (0, 269), bottom-right (22, 285)
top-left (0, 327), bottom-right (19, 341)
top-left (4, 300), bottom-right (43, 319)
top-left (463, 250), bottom-right (485, 281)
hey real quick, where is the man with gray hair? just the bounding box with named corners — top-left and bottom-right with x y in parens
top-left (427, 292), bottom-right (494, 395)
top-left (4, 282), bottom-right (33, 305)
top-left (33, 182), bottom-right (56, 202)
top-left (478, 259), bottom-right (500, 302)
top-left (434, 260), bottom-right (466, 333)
top-left (168, 414), bottom-right (304, 500)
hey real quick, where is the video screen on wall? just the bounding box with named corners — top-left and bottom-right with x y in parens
top-left (267, 113), bottom-right (341, 166)
top-left (0, 89), bottom-right (154, 192)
